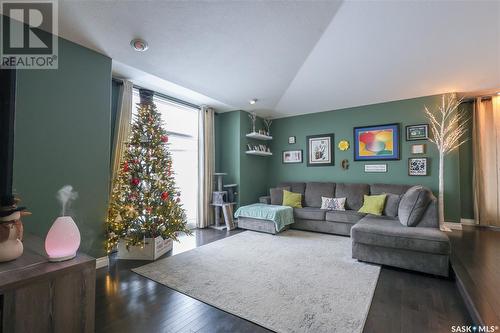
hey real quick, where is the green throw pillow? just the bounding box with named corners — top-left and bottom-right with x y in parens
top-left (358, 194), bottom-right (387, 215)
top-left (282, 190), bottom-right (302, 208)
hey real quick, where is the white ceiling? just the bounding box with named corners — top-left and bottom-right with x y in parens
top-left (11, 1), bottom-right (500, 117)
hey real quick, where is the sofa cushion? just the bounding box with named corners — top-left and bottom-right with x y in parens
top-left (305, 182), bottom-right (335, 208)
top-left (259, 196), bottom-right (271, 204)
top-left (294, 207), bottom-right (327, 221)
top-left (370, 183), bottom-right (411, 196)
top-left (383, 193), bottom-right (401, 217)
top-left (358, 194), bottom-right (387, 216)
top-left (370, 184), bottom-right (411, 217)
top-left (325, 210), bottom-right (366, 224)
top-left (270, 186), bottom-right (290, 205)
top-left (416, 197), bottom-right (439, 228)
top-left (283, 190), bottom-right (302, 208)
top-left (335, 183), bottom-right (370, 210)
top-left (278, 182), bottom-right (306, 196)
top-left (398, 186), bottom-right (433, 227)
top-left (351, 216), bottom-right (450, 255)
top-left (292, 219), bottom-right (353, 236)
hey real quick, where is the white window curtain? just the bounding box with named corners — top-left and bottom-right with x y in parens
top-left (110, 80), bottom-right (133, 191)
top-left (197, 106), bottom-right (215, 228)
top-left (473, 96), bottom-right (500, 227)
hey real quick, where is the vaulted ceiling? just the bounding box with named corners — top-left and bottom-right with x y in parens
top-left (17, 1), bottom-right (500, 117)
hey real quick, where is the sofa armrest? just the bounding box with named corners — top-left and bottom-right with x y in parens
top-left (259, 196), bottom-right (271, 204)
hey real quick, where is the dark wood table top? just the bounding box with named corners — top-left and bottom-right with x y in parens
top-left (449, 226), bottom-right (500, 326)
top-left (0, 233), bottom-right (95, 292)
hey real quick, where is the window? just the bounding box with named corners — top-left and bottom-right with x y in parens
top-left (132, 89), bottom-right (198, 227)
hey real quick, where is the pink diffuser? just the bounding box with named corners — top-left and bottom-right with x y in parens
top-left (45, 185), bottom-right (81, 262)
top-left (45, 216), bottom-right (81, 262)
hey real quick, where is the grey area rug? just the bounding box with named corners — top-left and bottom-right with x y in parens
top-left (133, 230), bottom-right (380, 333)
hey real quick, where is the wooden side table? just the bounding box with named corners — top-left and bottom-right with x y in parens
top-left (0, 234), bottom-right (95, 333)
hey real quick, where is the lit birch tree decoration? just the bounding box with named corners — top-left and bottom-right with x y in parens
top-left (424, 93), bottom-right (470, 231)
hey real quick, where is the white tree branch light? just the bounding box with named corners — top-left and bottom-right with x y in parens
top-left (424, 93), bottom-right (470, 231)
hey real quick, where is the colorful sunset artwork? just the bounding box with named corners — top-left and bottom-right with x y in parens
top-left (354, 124), bottom-right (400, 160)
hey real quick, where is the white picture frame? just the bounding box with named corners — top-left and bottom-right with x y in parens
top-left (364, 164), bottom-right (387, 173)
top-left (282, 150), bottom-right (303, 164)
top-left (411, 144), bottom-right (426, 154)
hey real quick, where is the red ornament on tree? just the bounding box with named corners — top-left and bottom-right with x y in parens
top-left (161, 192), bottom-right (169, 201)
top-left (132, 158), bottom-right (140, 164)
top-left (123, 161), bottom-right (129, 172)
top-left (131, 178), bottom-right (140, 186)
top-left (176, 197), bottom-right (181, 203)
top-left (161, 135), bottom-right (169, 143)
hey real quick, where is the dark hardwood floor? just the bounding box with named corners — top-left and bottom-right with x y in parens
top-left (96, 228), bottom-right (472, 333)
top-left (449, 225), bottom-right (500, 326)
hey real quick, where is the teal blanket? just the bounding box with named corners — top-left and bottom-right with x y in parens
top-left (234, 204), bottom-right (294, 232)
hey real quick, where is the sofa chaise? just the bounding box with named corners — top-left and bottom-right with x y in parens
top-left (258, 182), bottom-right (450, 277)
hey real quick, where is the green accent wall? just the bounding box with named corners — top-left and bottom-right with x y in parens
top-left (215, 111), bottom-right (269, 206)
top-left (458, 102), bottom-right (474, 220)
top-left (239, 114), bottom-right (269, 206)
top-left (215, 111), bottom-right (241, 203)
top-left (13, 37), bottom-right (112, 258)
top-left (215, 95), bottom-right (474, 223)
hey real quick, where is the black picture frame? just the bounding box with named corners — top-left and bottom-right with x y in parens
top-left (306, 133), bottom-right (334, 167)
top-left (406, 124), bottom-right (429, 141)
top-left (408, 157), bottom-right (428, 176)
top-left (353, 123), bottom-right (400, 161)
top-left (282, 150), bottom-right (303, 164)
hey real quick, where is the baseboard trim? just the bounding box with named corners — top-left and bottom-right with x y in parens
top-left (96, 256), bottom-right (109, 269)
top-left (460, 218), bottom-right (476, 225)
top-left (443, 222), bottom-right (462, 230)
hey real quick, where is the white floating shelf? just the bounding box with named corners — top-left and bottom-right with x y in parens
top-left (245, 150), bottom-right (273, 156)
top-left (245, 132), bottom-right (273, 141)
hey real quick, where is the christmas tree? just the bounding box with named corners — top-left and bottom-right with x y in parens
top-left (105, 90), bottom-right (190, 253)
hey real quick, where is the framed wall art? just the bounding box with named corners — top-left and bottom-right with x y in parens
top-left (306, 133), bottom-right (334, 166)
top-left (411, 143), bottom-right (426, 154)
top-left (408, 157), bottom-right (428, 176)
top-left (353, 123), bottom-right (400, 161)
top-left (288, 136), bottom-right (296, 144)
top-left (406, 124), bottom-right (429, 141)
top-left (282, 150), bottom-right (303, 164)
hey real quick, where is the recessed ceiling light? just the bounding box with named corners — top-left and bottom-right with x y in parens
top-left (249, 99), bottom-right (258, 105)
top-left (497, 92), bottom-right (500, 95)
top-left (130, 39), bottom-right (149, 52)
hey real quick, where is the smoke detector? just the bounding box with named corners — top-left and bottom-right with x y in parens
top-left (130, 39), bottom-right (149, 52)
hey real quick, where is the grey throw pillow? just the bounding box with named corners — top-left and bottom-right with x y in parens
top-left (398, 186), bottom-right (433, 227)
top-left (383, 193), bottom-right (402, 217)
top-left (270, 186), bottom-right (291, 205)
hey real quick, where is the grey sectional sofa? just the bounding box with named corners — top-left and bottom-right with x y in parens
top-left (259, 182), bottom-right (450, 277)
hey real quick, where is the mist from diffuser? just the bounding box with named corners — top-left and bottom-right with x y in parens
top-left (45, 185), bottom-right (81, 262)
